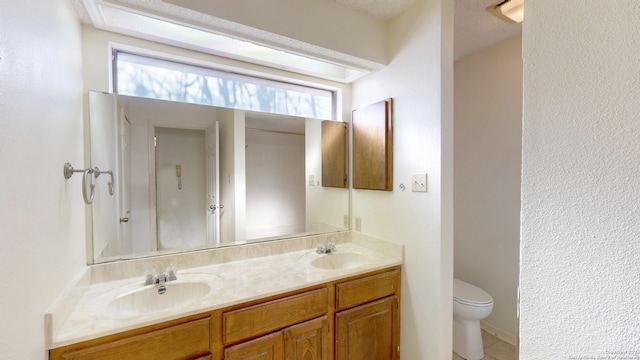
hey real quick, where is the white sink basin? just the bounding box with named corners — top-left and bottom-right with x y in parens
top-left (309, 253), bottom-right (372, 270)
top-left (107, 275), bottom-right (220, 318)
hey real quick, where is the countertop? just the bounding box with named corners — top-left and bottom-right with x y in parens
top-left (47, 235), bottom-right (403, 349)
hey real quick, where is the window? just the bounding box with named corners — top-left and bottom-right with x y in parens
top-left (113, 51), bottom-right (335, 119)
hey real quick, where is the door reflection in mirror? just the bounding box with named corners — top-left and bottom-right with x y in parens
top-left (154, 127), bottom-right (215, 251)
top-left (245, 126), bottom-right (305, 240)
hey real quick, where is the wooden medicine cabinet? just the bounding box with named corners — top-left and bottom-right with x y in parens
top-left (352, 99), bottom-right (393, 191)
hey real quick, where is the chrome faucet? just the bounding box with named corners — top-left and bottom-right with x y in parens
top-left (156, 273), bottom-right (168, 295)
top-left (144, 265), bottom-right (178, 294)
top-left (316, 242), bottom-right (336, 254)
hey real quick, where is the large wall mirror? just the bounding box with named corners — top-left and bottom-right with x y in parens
top-left (88, 91), bottom-right (350, 263)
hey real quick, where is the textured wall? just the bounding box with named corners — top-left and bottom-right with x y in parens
top-left (0, 0), bottom-right (85, 358)
top-left (454, 35), bottom-right (522, 341)
top-left (520, 1), bottom-right (640, 358)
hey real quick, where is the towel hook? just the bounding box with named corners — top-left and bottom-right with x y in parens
top-left (93, 167), bottom-right (114, 196)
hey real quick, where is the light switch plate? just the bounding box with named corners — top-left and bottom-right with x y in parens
top-left (411, 174), bottom-right (427, 192)
top-left (308, 174), bottom-right (315, 186)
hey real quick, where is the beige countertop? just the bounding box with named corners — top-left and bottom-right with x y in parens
top-left (46, 233), bottom-right (403, 349)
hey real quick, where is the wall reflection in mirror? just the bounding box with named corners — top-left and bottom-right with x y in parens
top-left (88, 91), bottom-right (349, 264)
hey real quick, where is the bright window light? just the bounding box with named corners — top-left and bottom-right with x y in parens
top-left (114, 51), bottom-right (335, 120)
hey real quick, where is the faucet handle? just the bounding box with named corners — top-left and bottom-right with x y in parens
top-left (144, 267), bottom-right (156, 285)
top-left (328, 242), bottom-right (336, 252)
top-left (166, 263), bottom-right (177, 281)
top-left (316, 243), bottom-right (326, 254)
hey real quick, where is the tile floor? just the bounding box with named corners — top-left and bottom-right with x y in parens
top-left (452, 330), bottom-right (517, 360)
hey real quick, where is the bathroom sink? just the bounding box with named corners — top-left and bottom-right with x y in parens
top-left (108, 278), bottom-right (216, 318)
top-left (309, 253), bottom-right (372, 270)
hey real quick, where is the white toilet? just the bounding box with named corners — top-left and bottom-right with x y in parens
top-left (452, 278), bottom-right (494, 360)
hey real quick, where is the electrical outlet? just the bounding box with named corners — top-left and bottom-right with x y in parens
top-left (411, 173), bottom-right (427, 192)
top-left (343, 215), bottom-right (349, 228)
top-left (308, 174), bottom-right (315, 186)
top-left (355, 217), bottom-right (362, 232)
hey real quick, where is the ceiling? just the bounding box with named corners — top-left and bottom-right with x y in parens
top-left (71, 0), bottom-right (522, 74)
top-left (454, 0), bottom-right (522, 60)
top-left (335, 0), bottom-right (417, 20)
top-left (328, 0), bottom-right (523, 60)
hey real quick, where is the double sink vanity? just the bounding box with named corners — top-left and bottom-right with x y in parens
top-left (52, 93), bottom-right (404, 359)
top-left (47, 232), bottom-right (403, 359)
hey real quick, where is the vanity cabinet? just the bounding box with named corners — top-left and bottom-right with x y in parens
top-left (224, 331), bottom-right (284, 360)
top-left (50, 316), bottom-right (212, 360)
top-left (334, 269), bottom-right (400, 360)
top-left (49, 266), bottom-right (400, 360)
top-left (283, 316), bottom-right (330, 360)
top-left (223, 288), bottom-right (327, 344)
top-left (223, 288), bottom-right (330, 360)
top-left (224, 316), bottom-right (329, 360)
top-left (335, 297), bottom-right (398, 360)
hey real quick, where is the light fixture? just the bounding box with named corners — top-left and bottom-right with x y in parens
top-left (487, 0), bottom-right (524, 23)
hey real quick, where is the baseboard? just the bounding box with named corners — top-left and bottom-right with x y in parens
top-left (480, 320), bottom-right (518, 347)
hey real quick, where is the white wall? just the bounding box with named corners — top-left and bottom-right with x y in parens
top-left (351, 0), bottom-right (454, 358)
top-left (88, 92), bottom-right (119, 258)
top-left (245, 130), bottom-right (305, 238)
top-left (520, 1), bottom-right (640, 358)
top-left (454, 35), bottom-right (522, 341)
top-left (305, 119), bottom-right (350, 232)
top-left (0, 1), bottom-right (85, 358)
top-left (163, 0), bottom-right (388, 67)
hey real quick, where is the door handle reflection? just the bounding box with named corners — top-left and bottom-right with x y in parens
top-left (209, 204), bottom-right (224, 213)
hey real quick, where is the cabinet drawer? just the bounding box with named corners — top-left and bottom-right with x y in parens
top-left (223, 288), bottom-right (328, 345)
top-left (57, 317), bottom-right (211, 360)
top-left (336, 269), bottom-right (399, 310)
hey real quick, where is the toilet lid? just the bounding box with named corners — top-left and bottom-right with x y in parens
top-left (453, 279), bottom-right (493, 306)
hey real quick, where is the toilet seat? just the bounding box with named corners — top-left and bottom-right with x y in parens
top-left (453, 279), bottom-right (493, 307)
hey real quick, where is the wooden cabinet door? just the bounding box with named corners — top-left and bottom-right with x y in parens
top-left (224, 332), bottom-right (284, 360)
top-left (321, 120), bottom-right (348, 188)
top-left (335, 296), bottom-right (399, 360)
top-left (283, 316), bottom-right (329, 360)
